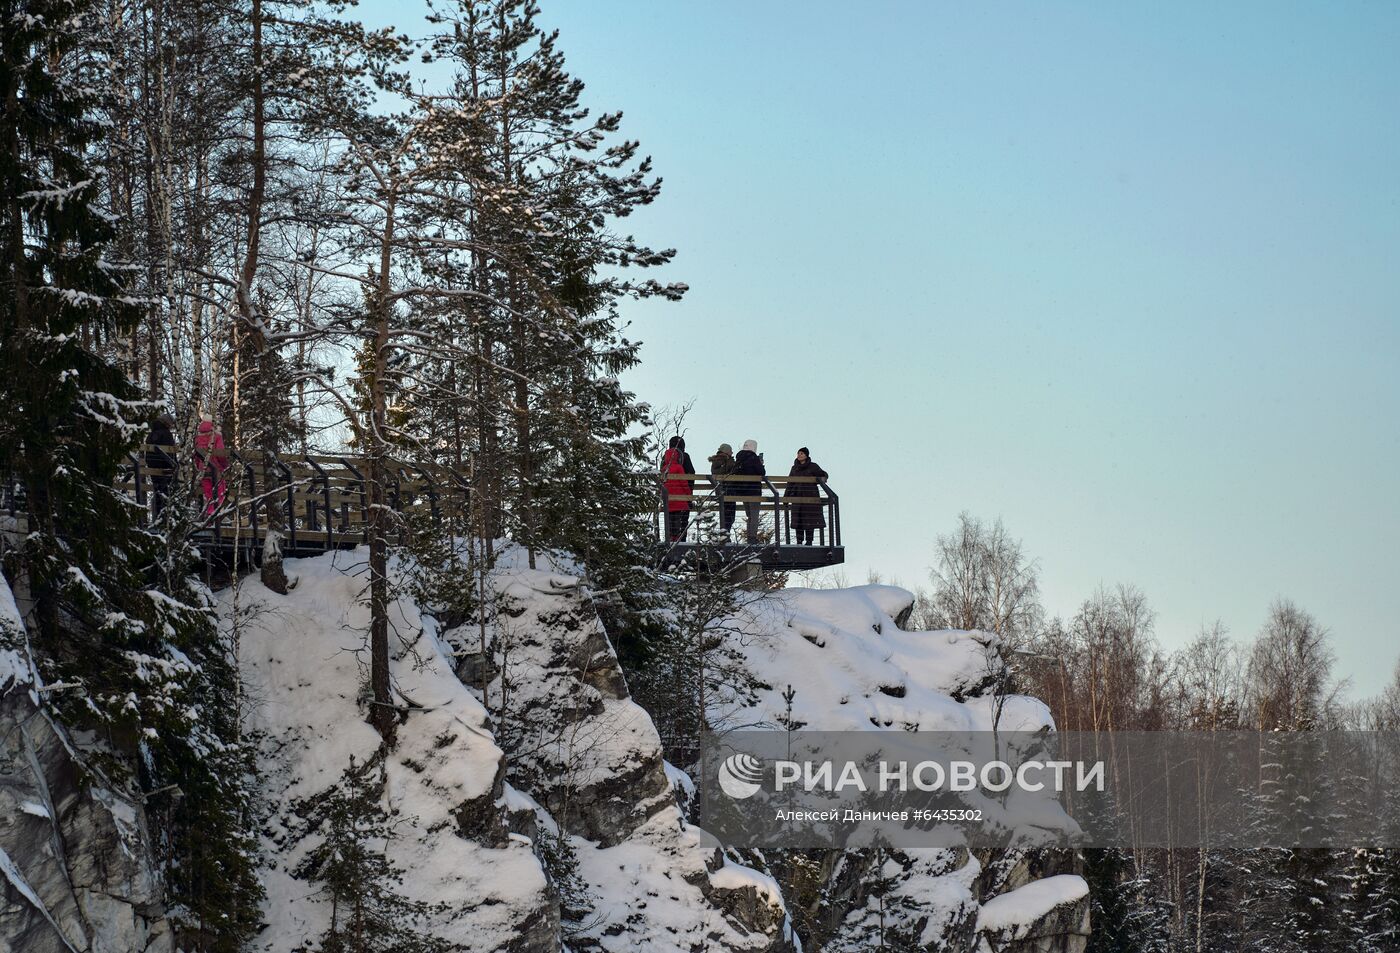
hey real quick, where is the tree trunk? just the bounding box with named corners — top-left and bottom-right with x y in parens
top-left (238, 0), bottom-right (288, 594)
top-left (495, 12), bottom-right (534, 569)
top-left (367, 197), bottom-right (398, 749)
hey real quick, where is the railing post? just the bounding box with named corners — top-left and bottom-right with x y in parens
top-left (716, 477), bottom-right (727, 544)
top-left (762, 476), bottom-right (781, 551)
top-left (414, 464), bottom-right (441, 522)
top-left (131, 451), bottom-right (147, 509)
top-left (338, 457), bottom-right (367, 544)
top-left (306, 457), bottom-right (333, 550)
top-left (446, 467), bottom-right (470, 538)
top-left (238, 453), bottom-right (256, 567)
top-left (660, 477), bottom-right (669, 543)
top-left (782, 479), bottom-right (791, 545)
top-left (274, 458), bottom-right (296, 555)
top-left (820, 483), bottom-right (840, 548)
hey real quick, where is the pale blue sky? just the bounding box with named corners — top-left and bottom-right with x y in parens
top-left (366, 1), bottom-right (1400, 695)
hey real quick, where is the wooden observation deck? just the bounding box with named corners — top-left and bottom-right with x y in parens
top-left (5, 451), bottom-right (845, 574)
top-left (653, 472), bottom-right (845, 572)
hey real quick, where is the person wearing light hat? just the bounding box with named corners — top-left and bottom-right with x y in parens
top-left (708, 442), bottom-right (737, 538)
top-left (785, 446), bottom-right (829, 545)
top-left (733, 439), bottom-right (765, 543)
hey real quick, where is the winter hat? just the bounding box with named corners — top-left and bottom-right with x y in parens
top-left (798, 447), bottom-right (810, 456)
top-left (668, 436), bottom-right (680, 449)
top-left (200, 411), bottom-right (213, 423)
top-left (717, 443), bottom-right (733, 455)
top-left (742, 439), bottom-right (758, 453)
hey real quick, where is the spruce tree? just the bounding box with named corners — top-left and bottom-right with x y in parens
top-left (1080, 787), bottom-right (1170, 953)
top-left (0, 0), bottom-right (261, 947)
top-left (418, 0), bottom-right (684, 570)
top-left (296, 755), bottom-right (459, 953)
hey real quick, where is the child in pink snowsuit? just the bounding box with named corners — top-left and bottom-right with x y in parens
top-left (194, 418), bottom-right (229, 515)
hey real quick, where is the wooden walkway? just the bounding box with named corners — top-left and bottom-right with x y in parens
top-left (5, 450), bottom-right (846, 573)
top-left (118, 448), bottom-right (471, 562)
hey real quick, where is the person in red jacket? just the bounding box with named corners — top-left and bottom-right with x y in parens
top-left (662, 445), bottom-right (691, 542)
top-left (193, 415), bottom-right (230, 515)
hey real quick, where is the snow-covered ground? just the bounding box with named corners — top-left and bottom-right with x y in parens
top-left (227, 551), bottom-right (554, 952)
top-left (714, 583), bottom-right (1053, 735)
top-left (223, 550), bottom-right (1084, 952)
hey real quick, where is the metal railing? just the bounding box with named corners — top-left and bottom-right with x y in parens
top-left (653, 472), bottom-right (842, 550)
top-left (119, 447), bottom-right (471, 556)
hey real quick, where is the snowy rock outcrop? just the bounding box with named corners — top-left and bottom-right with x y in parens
top-left (228, 553), bottom-right (557, 953)
top-left (713, 583), bottom-right (1090, 953)
top-left (442, 549), bottom-right (794, 952)
top-left (485, 563), bottom-right (668, 846)
top-left (0, 576), bottom-right (173, 953)
top-left (976, 875), bottom-right (1090, 953)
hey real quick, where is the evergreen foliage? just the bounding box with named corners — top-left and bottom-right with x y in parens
top-left (1079, 788), bottom-right (1170, 953)
top-left (295, 755), bottom-right (459, 953)
top-left (0, 0), bottom-right (261, 945)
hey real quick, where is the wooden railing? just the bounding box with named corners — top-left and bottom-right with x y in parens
top-left (119, 447), bottom-right (471, 555)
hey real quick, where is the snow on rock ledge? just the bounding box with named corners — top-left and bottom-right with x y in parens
top-left (442, 549), bottom-right (793, 952)
top-left (976, 875), bottom-right (1090, 952)
top-left (716, 583), bottom-right (1054, 736)
top-left (229, 550), bottom-right (556, 953)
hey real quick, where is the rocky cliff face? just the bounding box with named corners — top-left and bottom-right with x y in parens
top-left (229, 552), bottom-right (558, 953)
top-left (3, 554), bottom-right (1088, 953)
top-left (692, 582), bottom-right (1091, 953)
top-left (443, 549), bottom-right (795, 953)
top-left (1, 578), bottom-right (173, 953)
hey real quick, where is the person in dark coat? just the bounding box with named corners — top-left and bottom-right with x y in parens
top-left (733, 439), bottom-right (765, 543)
top-left (708, 442), bottom-right (736, 537)
top-left (662, 446), bottom-right (691, 542)
top-left (785, 447), bottom-right (828, 545)
top-left (145, 413), bottom-right (178, 517)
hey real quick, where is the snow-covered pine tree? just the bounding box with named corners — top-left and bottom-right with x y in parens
top-left (0, 0), bottom-right (261, 946)
top-left (1078, 786), bottom-right (1170, 953)
top-left (418, 0), bottom-right (684, 570)
top-left (220, 0), bottom-right (393, 591)
top-left (284, 11), bottom-right (476, 748)
top-left (820, 846), bottom-right (929, 952)
top-left (295, 754), bottom-right (458, 953)
top-left (1344, 733), bottom-right (1400, 951)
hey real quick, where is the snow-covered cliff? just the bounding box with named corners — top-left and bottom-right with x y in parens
top-left (1, 549), bottom-right (1085, 952)
top-left (703, 582), bottom-right (1090, 953)
top-left (230, 549), bottom-right (792, 953)
top-left (228, 553), bottom-right (557, 952)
